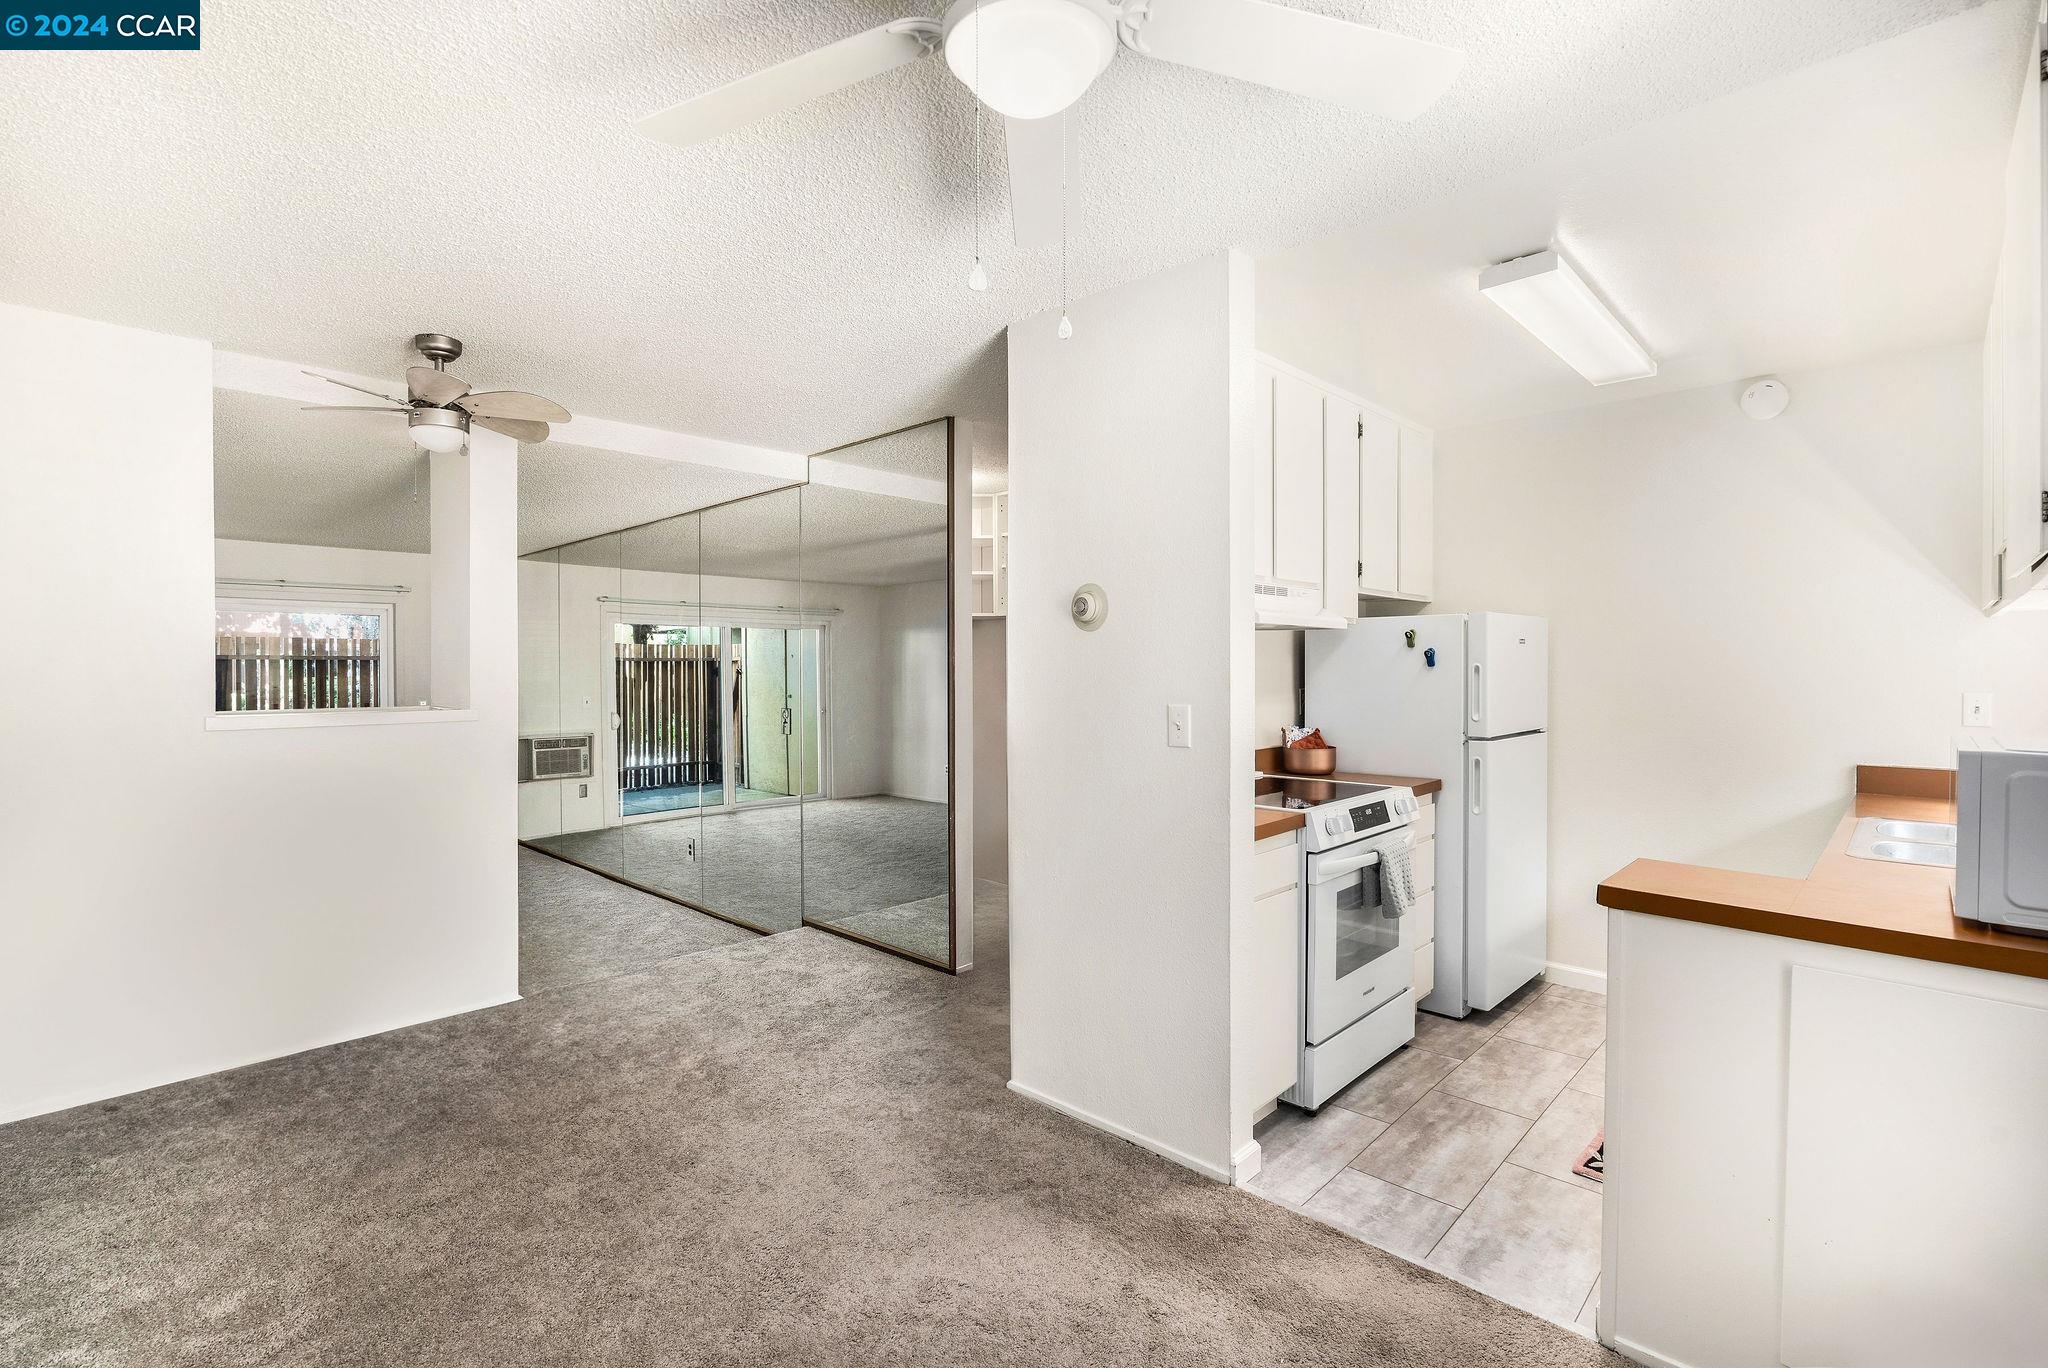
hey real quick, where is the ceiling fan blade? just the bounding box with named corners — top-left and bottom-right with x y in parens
top-left (1129, 0), bottom-right (1465, 121)
top-left (474, 415), bottom-right (551, 443)
top-left (301, 369), bottom-right (406, 405)
top-left (300, 404), bottom-right (408, 413)
top-left (458, 390), bottom-right (572, 423)
top-left (408, 365), bottom-right (471, 406)
top-left (1003, 112), bottom-right (1077, 251)
top-left (635, 20), bottom-right (940, 148)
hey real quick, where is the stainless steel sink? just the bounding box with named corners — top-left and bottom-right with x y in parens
top-left (1847, 817), bottom-right (1956, 867)
top-left (1867, 840), bottom-right (1955, 867)
top-left (1873, 820), bottom-right (1955, 845)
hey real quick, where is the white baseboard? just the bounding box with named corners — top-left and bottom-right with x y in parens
top-left (1545, 960), bottom-right (1608, 995)
top-left (1610, 1334), bottom-right (1698, 1368)
top-left (0, 990), bottom-right (522, 1127)
top-left (1230, 1138), bottom-right (1263, 1185)
top-left (1006, 1078), bottom-right (1231, 1183)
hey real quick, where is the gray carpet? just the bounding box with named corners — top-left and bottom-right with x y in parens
top-left (518, 847), bottom-right (756, 995)
top-left (530, 796), bottom-right (950, 961)
top-left (0, 874), bottom-right (1616, 1368)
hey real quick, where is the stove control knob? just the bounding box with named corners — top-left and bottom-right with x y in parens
top-left (1324, 817), bottom-right (1341, 835)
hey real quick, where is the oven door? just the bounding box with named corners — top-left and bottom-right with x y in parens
top-left (1305, 841), bottom-right (1411, 1045)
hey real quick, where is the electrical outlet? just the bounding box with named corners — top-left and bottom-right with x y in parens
top-left (1167, 703), bottom-right (1193, 749)
top-left (1964, 692), bottom-right (1994, 727)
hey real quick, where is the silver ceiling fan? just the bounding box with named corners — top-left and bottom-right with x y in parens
top-left (302, 334), bottom-right (573, 452)
top-left (634, 0), bottom-right (1466, 250)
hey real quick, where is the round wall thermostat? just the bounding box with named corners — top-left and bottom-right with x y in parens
top-left (1740, 377), bottom-right (1790, 420)
top-left (1071, 583), bottom-right (1108, 631)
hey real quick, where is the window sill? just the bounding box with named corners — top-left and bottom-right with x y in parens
top-left (205, 707), bottom-right (478, 732)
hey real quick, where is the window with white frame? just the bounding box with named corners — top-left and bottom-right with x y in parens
top-left (213, 597), bottom-right (395, 712)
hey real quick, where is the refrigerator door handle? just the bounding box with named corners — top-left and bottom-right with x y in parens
top-left (1471, 753), bottom-right (1484, 816)
top-left (1470, 661), bottom-right (1483, 728)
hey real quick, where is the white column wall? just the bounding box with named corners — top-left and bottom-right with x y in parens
top-left (0, 302), bottom-right (519, 1124)
top-left (1005, 252), bottom-right (1255, 1178)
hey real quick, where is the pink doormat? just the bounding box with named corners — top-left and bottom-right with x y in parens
top-left (1573, 1131), bottom-right (1604, 1182)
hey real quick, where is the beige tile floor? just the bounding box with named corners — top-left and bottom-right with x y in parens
top-left (1246, 979), bottom-right (1606, 1331)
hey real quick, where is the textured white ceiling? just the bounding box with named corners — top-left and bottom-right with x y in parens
top-left (1256, 1), bottom-right (2035, 430)
top-left (819, 421), bottom-right (950, 481)
top-left (2, 0), bottom-right (1993, 457)
top-left (214, 389), bottom-right (789, 554)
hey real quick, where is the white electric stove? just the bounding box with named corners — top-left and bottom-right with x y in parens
top-left (1255, 774), bottom-right (1421, 1110)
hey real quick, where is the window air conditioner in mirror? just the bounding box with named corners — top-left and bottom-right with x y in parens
top-left (520, 733), bottom-right (594, 783)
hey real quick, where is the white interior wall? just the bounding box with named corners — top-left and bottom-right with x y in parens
top-left (1431, 340), bottom-right (2048, 979)
top-left (878, 579), bottom-right (949, 804)
top-left (517, 561), bottom-right (887, 839)
top-left (0, 302), bottom-right (519, 1124)
top-left (1253, 630), bottom-right (1300, 750)
top-left (1007, 251), bottom-right (1254, 1179)
top-left (214, 539), bottom-right (433, 706)
top-left (972, 618), bottom-right (1008, 882)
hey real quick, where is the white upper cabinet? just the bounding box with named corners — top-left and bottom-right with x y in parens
top-left (1254, 365), bottom-right (1276, 582)
top-left (1984, 16), bottom-right (2047, 611)
top-left (1252, 353), bottom-right (1434, 621)
top-left (1271, 369), bottom-right (1325, 588)
top-left (1397, 426), bottom-right (1435, 600)
top-left (1323, 398), bottom-right (1362, 621)
top-left (1357, 409), bottom-right (1401, 596)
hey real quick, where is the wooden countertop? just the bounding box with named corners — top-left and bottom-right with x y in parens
top-left (1598, 766), bottom-right (2048, 982)
top-left (1250, 752), bottom-right (1443, 842)
top-left (1253, 808), bottom-right (1307, 842)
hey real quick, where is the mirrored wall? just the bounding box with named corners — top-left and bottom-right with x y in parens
top-left (517, 419), bottom-right (956, 968)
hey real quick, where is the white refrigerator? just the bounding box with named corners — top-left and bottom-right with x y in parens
top-left (1305, 613), bottom-right (1548, 1017)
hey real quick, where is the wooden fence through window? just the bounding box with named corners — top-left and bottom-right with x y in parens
top-left (616, 640), bottom-right (724, 791)
top-left (214, 634), bottom-right (382, 711)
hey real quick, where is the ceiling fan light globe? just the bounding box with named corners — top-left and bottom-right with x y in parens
top-left (943, 0), bottom-right (1117, 120)
top-left (408, 408), bottom-right (470, 453)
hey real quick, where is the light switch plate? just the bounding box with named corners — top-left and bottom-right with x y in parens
top-left (1167, 703), bottom-right (1192, 749)
top-left (1963, 692), bottom-right (1993, 727)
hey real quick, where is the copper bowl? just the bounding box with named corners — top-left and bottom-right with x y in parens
top-left (1280, 746), bottom-right (1337, 776)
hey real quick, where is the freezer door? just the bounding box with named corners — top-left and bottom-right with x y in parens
top-left (1466, 732), bottom-right (1547, 1011)
top-left (1468, 614), bottom-right (1547, 739)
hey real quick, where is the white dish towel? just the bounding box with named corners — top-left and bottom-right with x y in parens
top-left (1365, 829), bottom-right (1417, 918)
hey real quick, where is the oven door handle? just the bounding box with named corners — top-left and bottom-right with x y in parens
top-left (1309, 848), bottom-right (1382, 885)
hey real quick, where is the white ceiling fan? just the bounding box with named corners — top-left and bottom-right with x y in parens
top-left (634, 0), bottom-right (1466, 251)
top-left (301, 334), bottom-right (572, 452)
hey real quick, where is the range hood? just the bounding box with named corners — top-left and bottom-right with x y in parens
top-left (1254, 581), bottom-right (1347, 630)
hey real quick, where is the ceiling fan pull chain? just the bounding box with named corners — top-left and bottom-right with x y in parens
top-left (967, 0), bottom-right (988, 293)
top-left (1057, 108), bottom-right (1073, 340)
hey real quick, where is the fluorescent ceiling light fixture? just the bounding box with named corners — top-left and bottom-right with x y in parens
top-left (1479, 250), bottom-right (1656, 386)
top-left (943, 0), bottom-right (1117, 120)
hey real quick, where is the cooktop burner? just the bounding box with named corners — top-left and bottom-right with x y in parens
top-left (1253, 776), bottom-right (1393, 810)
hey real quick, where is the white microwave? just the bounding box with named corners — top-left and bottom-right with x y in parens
top-left (1955, 741), bottom-right (2048, 937)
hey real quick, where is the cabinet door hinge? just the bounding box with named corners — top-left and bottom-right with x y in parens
top-left (1356, 418), bottom-right (1364, 439)
top-left (2040, 489), bottom-right (2047, 524)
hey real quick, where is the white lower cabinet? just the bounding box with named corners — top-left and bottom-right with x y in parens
top-left (1237, 830), bottom-right (1303, 1142)
top-left (1605, 909), bottom-right (2048, 1367)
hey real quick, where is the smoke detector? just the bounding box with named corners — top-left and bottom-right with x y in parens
top-left (1740, 377), bottom-right (1790, 420)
